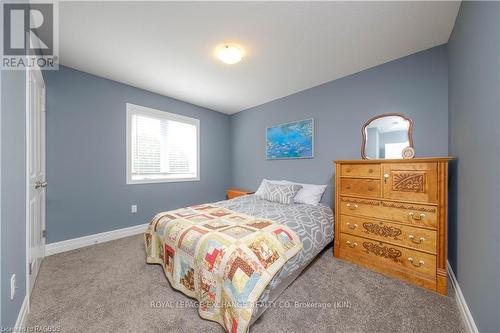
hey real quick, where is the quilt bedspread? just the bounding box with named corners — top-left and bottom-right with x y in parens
top-left (144, 203), bottom-right (303, 333)
top-left (215, 195), bottom-right (334, 315)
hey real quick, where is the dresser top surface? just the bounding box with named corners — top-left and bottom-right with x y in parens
top-left (334, 157), bottom-right (453, 164)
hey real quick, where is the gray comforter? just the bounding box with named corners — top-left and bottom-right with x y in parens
top-left (214, 194), bottom-right (334, 318)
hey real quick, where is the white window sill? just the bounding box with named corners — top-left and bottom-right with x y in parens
top-left (126, 176), bottom-right (200, 185)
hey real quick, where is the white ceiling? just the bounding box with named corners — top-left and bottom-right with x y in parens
top-left (59, 1), bottom-right (460, 114)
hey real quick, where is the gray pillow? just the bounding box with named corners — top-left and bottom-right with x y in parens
top-left (258, 183), bottom-right (302, 205)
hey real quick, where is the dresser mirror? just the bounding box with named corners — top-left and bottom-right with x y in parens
top-left (361, 113), bottom-right (414, 159)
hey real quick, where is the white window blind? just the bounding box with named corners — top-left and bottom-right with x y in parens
top-left (126, 104), bottom-right (199, 184)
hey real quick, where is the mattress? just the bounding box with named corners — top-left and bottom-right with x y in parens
top-left (213, 194), bottom-right (334, 322)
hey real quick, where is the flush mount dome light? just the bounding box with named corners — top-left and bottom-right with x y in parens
top-left (215, 43), bottom-right (245, 64)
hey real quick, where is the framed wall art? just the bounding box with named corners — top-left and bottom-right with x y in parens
top-left (266, 118), bottom-right (314, 160)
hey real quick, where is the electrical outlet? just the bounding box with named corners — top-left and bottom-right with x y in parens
top-left (10, 274), bottom-right (16, 300)
top-left (131, 204), bottom-right (137, 213)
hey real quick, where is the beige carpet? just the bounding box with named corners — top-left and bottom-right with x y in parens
top-left (26, 235), bottom-right (465, 332)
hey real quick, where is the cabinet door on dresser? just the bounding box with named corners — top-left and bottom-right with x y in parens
top-left (382, 163), bottom-right (438, 203)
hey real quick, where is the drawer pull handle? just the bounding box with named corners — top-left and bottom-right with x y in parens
top-left (383, 173), bottom-right (390, 184)
top-left (408, 212), bottom-right (426, 220)
top-left (346, 240), bottom-right (358, 248)
top-left (368, 168), bottom-right (373, 173)
top-left (408, 235), bottom-right (425, 244)
top-left (346, 186), bottom-right (352, 190)
top-left (407, 257), bottom-right (425, 267)
top-left (367, 187), bottom-right (374, 191)
top-left (346, 203), bottom-right (358, 210)
top-left (346, 222), bottom-right (358, 230)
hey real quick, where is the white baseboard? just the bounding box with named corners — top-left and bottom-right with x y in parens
top-left (447, 260), bottom-right (479, 333)
top-left (45, 223), bottom-right (148, 256)
top-left (14, 295), bottom-right (29, 330)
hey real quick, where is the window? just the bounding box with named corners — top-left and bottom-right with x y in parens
top-left (126, 103), bottom-right (199, 184)
top-left (384, 142), bottom-right (409, 159)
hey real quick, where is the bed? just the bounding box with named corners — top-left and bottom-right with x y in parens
top-left (145, 194), bottom-right (333, 332)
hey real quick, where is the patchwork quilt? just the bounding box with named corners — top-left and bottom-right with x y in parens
top-left (144, 203), bottom-right (303, 333)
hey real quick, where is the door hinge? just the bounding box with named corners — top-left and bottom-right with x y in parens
top-left (29, 262), bottom-right (32, 275)
top-left (42, 229), bottom-right (46, 238)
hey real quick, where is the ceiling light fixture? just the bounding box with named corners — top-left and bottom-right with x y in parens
top-left (215, 43), bottom-right (245, 64)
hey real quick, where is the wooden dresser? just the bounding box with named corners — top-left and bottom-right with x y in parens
top-left (333, 158), bottom-right (452, 294)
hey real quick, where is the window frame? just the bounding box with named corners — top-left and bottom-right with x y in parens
top-left (126, 103), bottom-right (200, 184)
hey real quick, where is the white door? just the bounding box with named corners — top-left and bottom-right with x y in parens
top-left (27, 64), bottom-right (46, 295)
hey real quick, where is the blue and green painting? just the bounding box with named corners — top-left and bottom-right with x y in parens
top-left (266, 118), bottom-right (314, 159)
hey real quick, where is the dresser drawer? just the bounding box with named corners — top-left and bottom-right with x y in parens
top-left (339, 197), bottom-right (438, 229)
top-left (382, 163), bottom-right (438, 203)
top-left (339, 178), bottom-right (380, 198)
top-left (340, 215), bottom-right (437, 253)
top-left (339, 233), bottom-right (436, 278)
top-left (340, 164), bottom-right (380, 178)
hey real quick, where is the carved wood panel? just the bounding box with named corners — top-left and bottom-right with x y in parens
top-left (362, 241), bottom-right (402, 263)
top-left (362, 222), bottom-right (402, 240)
top-left (382, 163), bottom-right (437, 203)
top-left (392, 173), bottom-right (425, 193)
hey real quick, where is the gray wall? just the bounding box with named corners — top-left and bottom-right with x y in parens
top-left (230, 45), bottom-right (449, 205)
top-left (44, 66), bottom-right (231, 243)
top-left (1, 69), bottom-right (27, 327)
top-left (448, 2), bottom-right (500, 332)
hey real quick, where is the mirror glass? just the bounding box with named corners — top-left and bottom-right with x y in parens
top-left (362, 114), bottom-right (413, 159)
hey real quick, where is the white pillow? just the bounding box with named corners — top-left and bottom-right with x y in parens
top-left (282, 181), bottom-right (327, 205)
top-left (255, 179), bottom-right (327, 205)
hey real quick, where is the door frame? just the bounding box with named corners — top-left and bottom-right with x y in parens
top-left (25, 63), bottom-right (46, 301)
top-left (25, 64), bottom-right (30, 305)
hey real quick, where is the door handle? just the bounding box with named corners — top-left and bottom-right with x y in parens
top-left (346, 203), bottom-right (358, 210)
top-left (346, 240), bottom-right (358, 248)
top-left (34, 180), bottom-right (48, 189)
top-left (408, 212), bottom-right (425, 221)
top-left (407, 257), bottom-right (425, 268)
top-left (408, 235), bottom-right (425, 244)
top-left (346, 222), bottom-right (358, 230)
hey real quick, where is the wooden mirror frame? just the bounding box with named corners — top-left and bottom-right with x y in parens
top-left (361, 113), bottom-right (414, 160)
